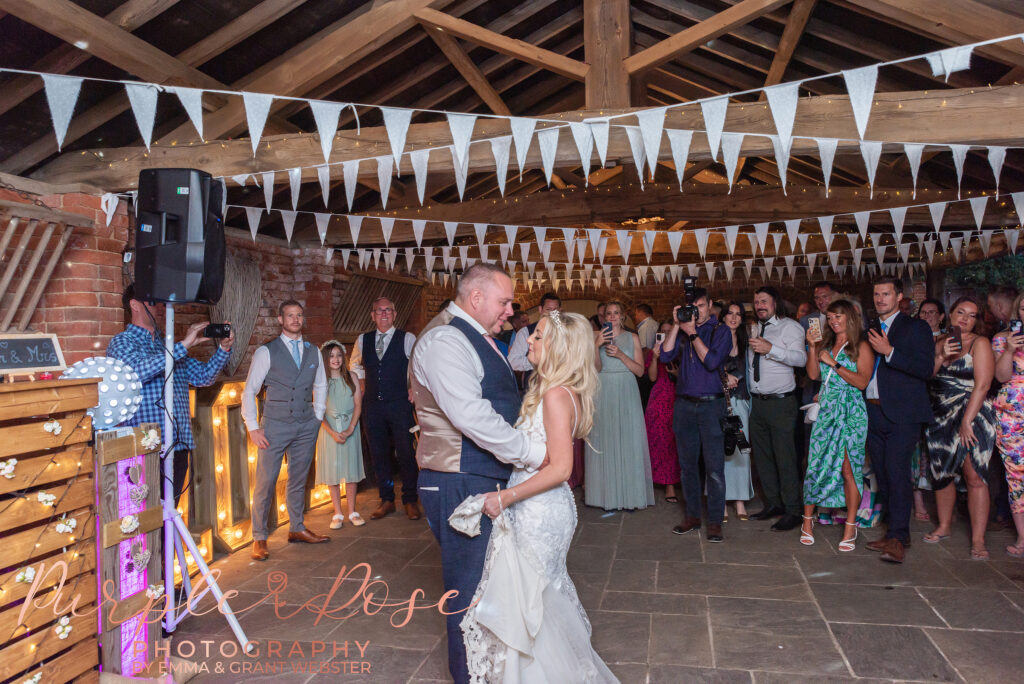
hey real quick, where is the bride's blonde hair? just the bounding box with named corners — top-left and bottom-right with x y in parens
top-left (518, 311), bottom-right (599, 438)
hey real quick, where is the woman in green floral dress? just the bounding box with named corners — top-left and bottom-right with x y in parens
top-left (800, 298), bottom-right (874, 552)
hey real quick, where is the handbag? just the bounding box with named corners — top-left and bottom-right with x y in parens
top-left (800, 342), bottom-right (847, 424)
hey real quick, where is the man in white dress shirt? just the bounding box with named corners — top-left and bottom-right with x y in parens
top-left (410, 263), bottom-right (546, 684)
top-left (348, 297), bottom-right (420, 520)
top-left (508, 291), bottom-right (560, 390)
top-left (746, 286), bottom-right (808, 531)
top-left (242, 300), bottom-right (328, 561)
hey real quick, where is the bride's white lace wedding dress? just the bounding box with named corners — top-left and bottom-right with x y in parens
top-left (456, 390), bottom-right (618, 683)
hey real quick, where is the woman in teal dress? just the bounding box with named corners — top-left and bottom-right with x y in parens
top-left (800, 299), bottom-right (874, 552)
top-left (585, 300), bottom-right (656, 511)
top-left (316, 341), bottom-right (366, 529)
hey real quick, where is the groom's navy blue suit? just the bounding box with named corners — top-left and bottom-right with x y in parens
top-left (413, 314), bottom-right (521, 684)
top-left (866, 312), bottom-right (934, 545)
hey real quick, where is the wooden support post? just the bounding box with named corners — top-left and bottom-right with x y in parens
top-left (584, 0), bottom-right (631, 109)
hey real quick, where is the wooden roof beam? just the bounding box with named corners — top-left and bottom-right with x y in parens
top-left (763, 0), bottom-right (817, 87)
top-left (413, 7), bottom-right (588, 81)
top-left (423, 27), bottom-right (512, 115)
top-left (584, 0), bottom-right (631, 108)
top-left (623, 0), bottom-right (793, 75)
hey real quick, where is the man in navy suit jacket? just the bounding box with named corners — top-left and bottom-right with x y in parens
top-left (863, 276), bottom-right (935, 563)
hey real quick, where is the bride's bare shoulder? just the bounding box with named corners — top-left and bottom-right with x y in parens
top-left (541, 386), bottom-right (576, 414)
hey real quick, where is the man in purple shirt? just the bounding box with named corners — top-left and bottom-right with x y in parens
top-left (660, 287), bottom-right (732, 542)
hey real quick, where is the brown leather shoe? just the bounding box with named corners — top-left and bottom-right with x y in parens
top-left (405, 502), bottom-right (421, 520)
top-left (370, 501), bottom-right (396, 520)
top-left (866, 538), bottom-right (890, 553)
top-left (251, 540), bottom-right (269, 561)
top-left (879, 539), bottom-right (905, 563)
top-left (672, 516), bottom-right (702, 535)
top-left (287, 529), bottom-right (329, 544)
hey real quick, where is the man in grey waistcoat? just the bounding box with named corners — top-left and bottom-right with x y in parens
top-left (242, 299), bottom-right (329, 561)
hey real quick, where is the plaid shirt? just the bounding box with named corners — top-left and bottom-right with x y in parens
top-left (106, 324), bottom-right (230, 449)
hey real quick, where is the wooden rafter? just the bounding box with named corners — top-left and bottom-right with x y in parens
top-left (412, 7), bottom-right (589, 81)
top-left (583, 0), bottom-right (631, 109)
top-left (422, 27), bottom-right (512, 115)
top-left (623, 0), bottom-right (793, 75)
top-left (763, 0), bottom-right (817, 87)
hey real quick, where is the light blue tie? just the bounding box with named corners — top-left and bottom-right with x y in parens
top-left (290, 339), bottom-right (302, 368)
top-left (872, 321), bottom-right (888, 377)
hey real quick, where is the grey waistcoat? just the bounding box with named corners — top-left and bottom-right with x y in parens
top-left (261, 337), bottom-right (318, 423)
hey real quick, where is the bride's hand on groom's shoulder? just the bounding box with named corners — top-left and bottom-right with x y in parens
top-left (482, 491), bottom-right (503, 519)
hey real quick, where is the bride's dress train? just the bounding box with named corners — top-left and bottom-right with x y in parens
top-left (454, 393), bottom-right (618, 683)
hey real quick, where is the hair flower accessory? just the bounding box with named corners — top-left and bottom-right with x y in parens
top-left (320, 339), bottom-right (346, 353)
top-left (54, 616), bottom-right (72, 639)
top-left (140, 428), bottom-right (160, 451)
top-left (120, 514), bottom-right (139, 535)
top-left (15, 566), bottom-right (36, 583)
top-left (547, 309), bottom-right (566, 331)
top-left (1, 458), bottom-right (17, 479)
top-left (55, 516), bottom-right (77, 534)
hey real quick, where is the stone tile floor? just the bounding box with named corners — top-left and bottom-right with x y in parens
top-left (172, 488), bottom-right (1024, 683)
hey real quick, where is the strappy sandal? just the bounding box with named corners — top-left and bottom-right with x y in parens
top-left (800, 515), bottom-right (815, 546)
top-left (839, 522), bottom-right (858, 552)
top-left (923, 531), bottom-right (950, 543)
top-left (970, 546), bottom-right (990, 561)
top-left (1006, 542), bottom-right (1024, 558)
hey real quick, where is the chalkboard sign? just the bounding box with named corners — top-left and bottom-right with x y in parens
top-left (0, 334), bottom-right (66, 375)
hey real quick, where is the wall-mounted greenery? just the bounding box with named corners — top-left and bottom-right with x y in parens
top-left (948, 253), bottom-right (1024, 294)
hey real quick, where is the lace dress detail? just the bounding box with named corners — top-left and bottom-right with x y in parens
top-left (461, 390), bottom-right (618, 684)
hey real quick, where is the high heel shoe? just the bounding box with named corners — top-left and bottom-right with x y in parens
top-left (838, 522), bottom-right (858, 552)
top-left (799, 515), bottom-right (815, 546)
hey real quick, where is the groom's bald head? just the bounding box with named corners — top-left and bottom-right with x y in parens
top-left (456, 263), bottom-right (515, 335)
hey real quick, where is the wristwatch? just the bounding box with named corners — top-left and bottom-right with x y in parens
top-left (687, 333), bottom-right (698, 342)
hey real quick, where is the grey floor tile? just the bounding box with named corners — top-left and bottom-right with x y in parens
top-left (933, 557), bottom-right (1023, 590)
top-left (650, 664), bottom-right (752, 683)
top-left (796, 552), bottom-right (963, 588)
top-left (809, 583), bottom-right (944, 626)
top-left (989, 559), bottom-right (1024, 589)
top-left (752, 673), bottom-right (888, 683)
top-left (830, 623), bottom-right (959, 681)
top-left (601, 590), bottom-right (707, 615)
top-left (609, 558), bottom-right (658, 592)
top-left (919, 587), bottom-right (1024, 631)
top-left (617, 531), bottom-right (704, 562)
top-left (659, 562), bottom-right (812, 601)
top-left (589, 610), bottom-right (652, 664)
top-left (309, 643), bottom-right (431, 683)
top-left (571, 571), bottom-right (609, 611)
top-left (609, 662), bottom-right (649, 683)
top-left (567, 542), bottom-right (616, 575)
top-left (649, 613), bottom-right (712, 666)
top-left (574, 522), bottom-right (620, 546)
top-left (926, 628), bottom-right (1021, 683)
top-left (410, 636), bottom-right (452, 681)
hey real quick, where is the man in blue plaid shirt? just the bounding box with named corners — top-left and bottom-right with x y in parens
top-left (107, 284), bottom-right (234, 505)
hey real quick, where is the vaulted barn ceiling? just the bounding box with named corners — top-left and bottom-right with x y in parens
top-left (1, 0), bottom-right (1023, 263)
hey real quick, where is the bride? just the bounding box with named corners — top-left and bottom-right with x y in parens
top-left (457, 310), bottom-right (618, 683)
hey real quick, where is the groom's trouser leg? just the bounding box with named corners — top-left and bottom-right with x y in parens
top-left (419, 469), bottom-right (497, 684)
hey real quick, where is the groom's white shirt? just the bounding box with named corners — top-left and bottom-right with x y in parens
top-left (411, 302), bottom-right (545, 471)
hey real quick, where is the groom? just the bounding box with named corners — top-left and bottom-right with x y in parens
top-left (410, 263), bottom-right (546, 683)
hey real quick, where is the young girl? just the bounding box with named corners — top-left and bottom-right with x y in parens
top-left (316, 341), bottom-right (366, 529)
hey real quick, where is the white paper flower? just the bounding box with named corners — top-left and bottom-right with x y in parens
top-left (43, 419), bottom-right (62, 435)
top-left (23, 672), bottom-right (42, 684)
top-left (15, 566), bottom-right (36, 583)
top-left (55, 516), bottom-right (77, 534)
top-left (120, 514), bottom-right (139, 535)
top-left (37, 492), bottom-right (56, 506)
top-left (54, 616), bottom-right (72, 639)
top-left (140, 428), bottom-right (160, 451)
top-left (146, 583), bottom-right (165, 600)
top-left (1, 458), bottom-right (16, 479)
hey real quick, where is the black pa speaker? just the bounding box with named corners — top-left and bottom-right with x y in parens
top-left (134, 168), bottom-right (225, 304)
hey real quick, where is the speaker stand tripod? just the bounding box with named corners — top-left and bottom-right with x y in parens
top-left (160, 304), bottom-right (251, 652)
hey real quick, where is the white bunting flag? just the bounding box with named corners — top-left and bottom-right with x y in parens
top-left (125, 83), bottom-right (158, 151)
top-left (859, 141), bottom-right (882, 198)
top-left (261, 171), bottom-right (274, 210)
top-left (324, 248), bottom-right (334, 265)
top-left (797, 233), bottom-right (810, 254)
top-left (242, 92), bottom-right (274, 156)
top-left (533, 226), bottom-right (548, 247)
top-left (505, 224), bottom-right (518, 247)
top-left (699, 96), bottom-right (729, 161)
top-left (724, 225), bottom-right (740, 257)
top-left (842, 65), bottom-right (877, 139)
top-left (818, 216), bottom-right (835, 250)
top-left (642, 231), bottom-right (657, 263)
top-left (652, 265), bottom-right (666, 284)
top-left (536, 127), bottom-right (560, 186)
top-left (765, 82), bottom-right (800, 154)
top-left (100, 193), bottom-right (119, 227)
top-left (598, 237), bottom-right (609, 264)
top-left (667, 231), bottom-right (684, 261)
top-left (230, 174), bottom-right (249, 187)
top-left (443, 221), bottom-right (458, 246)
top-left (287, 167), bottom-right (302, 210)
top-left (41, 74), bottom-right (82, 151)
top-left (1013, 192), bottom-right (1024, 227)
top-left (926, 45), bottom-right (973, 81)
top-left (769, 135), bottom-right (790, 193)
top-left (889, 206), bottom-right (907, 243)
top-left (343, 159), bottom-right (359, 211)
top-left (577, 238), bottom-right (587, 265)
top-left (636, 107), bottom-right (667, 180)
top-left (499, 243), bottom-right (510, 265)
top-left (379, 217), bottom-right (395, 246)
top-left (568, 122), bottom-right (594, 182)
top-left (168, 86), bottom-right (204, 140)
top-left (969, 195), bottom-right (988, 230)
top-left (904, 143), bottom-right (924, 198)
top-left (314, 212), bottom-right (331, 245)
top-left (845, 233), bottom-right (860, 251)
top-left (376, 156), bottom-right (393, 209)
top-left (784, 254), bottom-right (795, 277)
top-left (244, 207), bottom-right (263, 240)
top-left (686, 264), bottom-right (699, 278)
top-left (829, 250), bottom-right (841, 271)
top-left (924, 239), bottom-right (936, 263)
top-left (411, 219), bottom-right (426, 247)
top-left (452, 148), bottom-right (469, 199)
top-left (309, 100), bottom-right (344, 163)
top-left (316, 165), bottom-right (330, 207)
top-left (623, 125), bottom-right (647, 186)
top-left (279, 209), bottom-right (297, 244)
top-left (693, 228), bottom-right (709, 259)
top-left (615, 230), bottom-right (632, 263)
top-left (771, 233), bottom-right (784, 253)
top-left (746, 233), bottom-right (759, 257)
top-left (509, 117), bottom-right (537, 179)
top-left (519, 243), bottom-right (531, 264)
top-left (423, 247), bottom-right (436, 274)
top-left (490, 136), bottom-right (512, 196)
top-left (938, 231), bottom-right (950, 251)
top-left (560, 227), bottom-right (576, 261)
top-left (705, 263), bottom-right (716, 282)
top-left (806, 253), bottom-right (818, 276)
top-left (949, 144), bottom-right (969, 198)
top-left (587, 117), bottom-right (610, 168)
top-left (898, 243), bottom-right (911, 263)
top-left (720, 133), bottom-right (744, 191)
top-left (475, 223), bottom-right (488, 253)
top-left (785, 219), bottom-right (801, 251)
top-left (219, 178), bottom-right (226, 218)
top-left (404, 247), bottom-right (415, 273)
top-left (853, 248), bottom-right (863, 271)
top-left (753, 222), bottom-right (770, 253)
top-left (447, 113), bottom-right (477, 170)
top-left (459, 245), bottom-right (470, 268)
top-left (1004, 228), bottom-right (1020, 254)
top-left (874, 243), bottom-right (887, 266)
top-left (950, 236), bottom-right (963, 261)
top-left (723, 261), bottom-right (735, 282)
top-left (409, 148), bottom-right (430, 204)
top-left (379, 107), bottom-right (412, 171)
top-left (853, 211), bottom-right (870, 241)
top-left (988, 146), bottom-right (1006, 196)
top-left (665, 129), bottom-right (694, 190)
top-left (978, 230), bottom-right (994, 255)
top-left (347, 214), bottom-right (362, 246)
top-left (817, 138), bottom-right (838, 195)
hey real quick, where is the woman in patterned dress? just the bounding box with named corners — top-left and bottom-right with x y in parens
top-left (644, 320), bottom-right (681, 502)
top-left (800, 299), bottom-right (873, 551)
top-left (991, 294), bottom-right (1024, 558)
top-left (923, 296), bottom-right (996, 560)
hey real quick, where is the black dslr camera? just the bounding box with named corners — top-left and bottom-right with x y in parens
top-left (721, 413), bottom-right (750, 455)
top-left (676, 276), bottom-right (698, 323)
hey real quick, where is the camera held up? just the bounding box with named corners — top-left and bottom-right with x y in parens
top-left (677, 276), bottom-right (699, 323)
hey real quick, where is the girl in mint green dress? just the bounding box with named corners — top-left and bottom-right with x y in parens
top-left (800, 299), bottom-right (874, 552)
top-left (316, 341), bottom-right (366, 529)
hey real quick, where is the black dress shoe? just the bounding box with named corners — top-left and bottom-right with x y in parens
top-left (672, 516), bottom-right (701, 535)
top-left (749, 506), bottom-right (785, 521)
top-left (771, 513), bottom-right (802, 531)
top-left (706, 524), bottom-right (724, 543)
